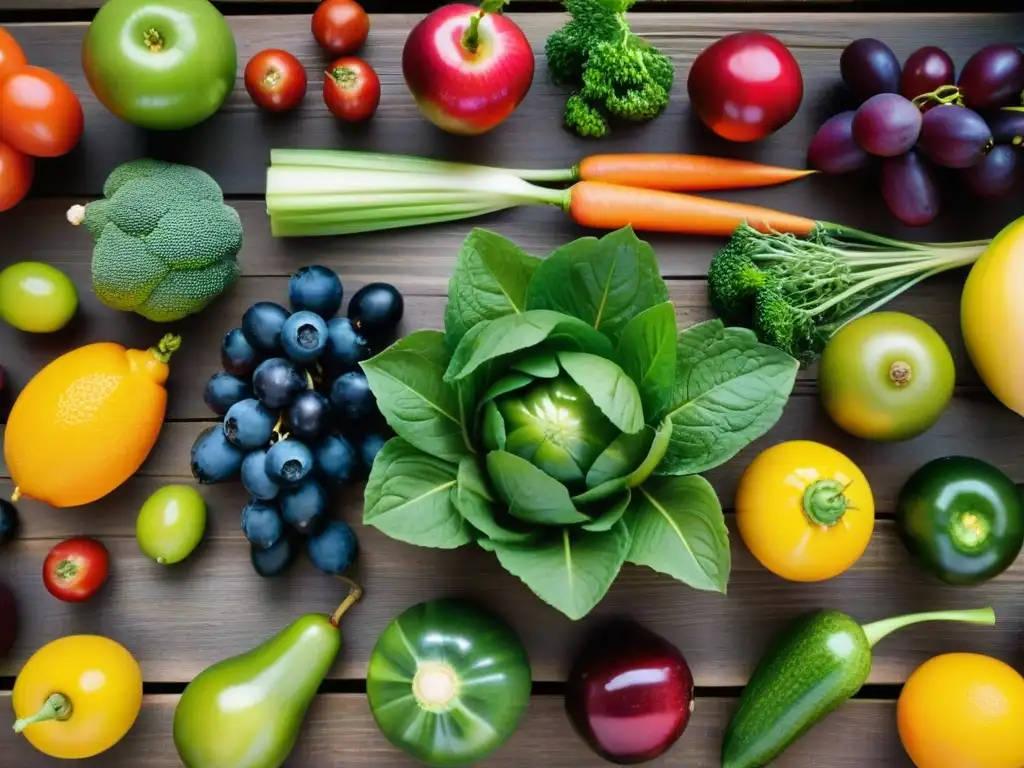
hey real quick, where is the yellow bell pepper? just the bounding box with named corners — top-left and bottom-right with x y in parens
top-left (12, 634), bottom-right (143, 759)
top-left (735, 440), bottom-right (875, 582)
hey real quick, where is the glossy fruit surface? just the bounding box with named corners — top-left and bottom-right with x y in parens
top-left (963, 144), bottom-right (1018, 198)
top-left (0, 27), bottom-right (27, 81)
top-left (312, 0), bottom-right (370, 56)
top-left (287, 390), bottom-right (331, 443)
top-left (735, 440), bottom-right (874, 582)
top-left (43, 537), bottom-right (110, 602)
top-left (5, 336), bottom-right (177, 507)
top-left (898, 653), bottom-right (1024, 768)
top-left (961, 216), bottom-right (1024, 416)
top-left (241, 499), bottom-right (285, 549)
top-left (402, 3), bottom-right (535, 135)
top-left (244, 48), bottom-right (307, 112)
top-left (280, 479), bottom-right (327, 535)
top-left (242, 302), bottom-right (290, 353)
top-left (307, 521), bottom-right (358, 574)
top-left (221, 327), bottom-right (261, 377)
top-left (281, 310), bottom-right (328, 364)
top-left (191, 424), bottom-right (245, 484)
top-left (330, 370), bottom-right (378, 428)
top-left (986, 108), bottom-right (1024, 145)
top-left (0, 499), bottom-right (19, 545)
top-left (359, 432), bottom-right (387, 473)
top-left (251, 535), bottom-right (298, 577)
top-left (224, 398), bottom-right (276, 450)
top-left (13, 635), bottom-right (142, 759)
top-left (367, 598), bottom-right (531, 766)
top-left (957, 44), bottom-right (1024, 110)
top-left (82, 0), bottom-right (237, 130)
top-left (565, 621), bottom-right (694, 764)
top-left (901, 46), bottom-right (955, 100)
top-left (896, 456), bottom-right (1024, 585)
top-left (203, 372), bottom-right (253, 416)
top-left (136, 484), bottom-right (207, 565)
top-left (807, 111), bottom-right (870, 175)
top-left (819, 312), bottom-right (954, 441)
top-left (266, 438), bottom-right (314, 485)
top-left (324, 57), bottom-right (380, 122)
top-left (323, 317), bottom-right (370, 373)
top-left (840, 38), bottom-right (900, 100)
top-left (918, 106), bottom-right (993, 168)
top-left (0, 140), bottom-right (32, 212)
top-left (315, 432), bottom-right (357, 485)
top-left (0, 582), bottom-right (17, 657)
top-left (348, 282), bottom-right (404, 338)
top-left (253, 357), bottom-right (305, 409)
top-left (241, 449), bottom-right (280, 500)
top-left (852, 93), bottom-right (922, 157)
top-left (0, 66), bottom-right (83, 157)
top-left (289, 265), bottom-right (343, 319)
top-left (881, 150), bottom-right (940, 226)
top-left (0, 261), bottom-right (77, 333)
top-left (687, 31), bottom-right (803, 143)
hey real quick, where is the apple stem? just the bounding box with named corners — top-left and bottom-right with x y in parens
top-left (143, 28), bottom-right (164, 53)
top-left (463, 11), bottom-right (486, 54)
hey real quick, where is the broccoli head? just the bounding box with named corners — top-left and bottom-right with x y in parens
top-left (706, 243), bottom-right (768, 324)
top-left (68, 159), bottom-right (242, 323)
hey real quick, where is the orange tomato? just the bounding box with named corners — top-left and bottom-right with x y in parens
top-left (0, 26), bottom-right (27, 82)
top-left (898, 653), bottom-right (1024, 768)
top-left (0, 140), bottom-right (32, 211)
top-left (0, 66), bottom-right (84, 158)
top-left (735, 440), bottom-right (875, 582)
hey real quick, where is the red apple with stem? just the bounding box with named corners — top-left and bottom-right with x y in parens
top-left (402, 0), bottom-right (535, 135)
top-left (565, 621), bottom-right (695, 765)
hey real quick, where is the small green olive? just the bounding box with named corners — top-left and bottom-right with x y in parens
top-left (137, 485), bottom-right (207, 565)
top-left (0, 261), bottom-right (78, 333)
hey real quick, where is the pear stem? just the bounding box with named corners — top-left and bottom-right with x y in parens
top-left (13, 693), bottom-right (72, 733)
top-left (331, 576), bottom-right (363, 627)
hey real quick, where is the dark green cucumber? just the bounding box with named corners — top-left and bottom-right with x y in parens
top-left (721, 607), bottom-right (996, 768)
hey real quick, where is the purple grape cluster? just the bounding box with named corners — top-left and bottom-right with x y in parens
top-left (190, 265), bottom-right (403, 578)
top-left (810, 39), bottom-right (1024, 225)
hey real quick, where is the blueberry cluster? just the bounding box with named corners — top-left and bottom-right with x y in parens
top-left (190, 265), bottom-right (402, 578)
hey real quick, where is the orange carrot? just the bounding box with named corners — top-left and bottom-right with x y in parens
top-left (566, 181), bottom-right (818, 237)
top-left (575, 154), bottom-right (816, 192)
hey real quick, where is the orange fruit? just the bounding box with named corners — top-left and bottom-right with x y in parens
top-left (897, 652), bottom-right (1024, 768)
top-left (4, 334), bottom-right (180, 508)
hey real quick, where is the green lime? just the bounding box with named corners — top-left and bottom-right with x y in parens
top-left (137, 485), bottom-right (207, 564)
top-left (0, 261), bottom-right (78, 333)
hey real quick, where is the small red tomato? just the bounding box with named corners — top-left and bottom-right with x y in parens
top-left (312, 0), bottom-right (370, 56)
top-left (43, 537), bottom-right (110, 603)
top-left (324, 57), bottom-right (380, 122)
top-left (0, 27), bottom-right (27, 82)
top-left (0, 66), bottom-right (84, 158)
top-left (0, 140), bottom-right (32, 212)
top-left (245, 49), bottom-right (308, 113)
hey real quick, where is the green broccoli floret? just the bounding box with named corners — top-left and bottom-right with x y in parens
top-left (706, 244), bottom-right (768, 324)
top-left (68, 159), bottom-right (242, 323)
top-left (546, 0), bottom-right (675, 138)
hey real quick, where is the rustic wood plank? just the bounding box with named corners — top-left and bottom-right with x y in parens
top-left (0, 473), bottom-right (1019, 685)
top-left (2, 13), bottom-right (1020, 247)
top-left (0, 0), bottom-right (857, 7)
top-left (0, 694), bottom-right (909, 767)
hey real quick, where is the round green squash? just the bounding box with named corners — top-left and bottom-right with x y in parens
top-left (366, 598), bottom-right (532, 766)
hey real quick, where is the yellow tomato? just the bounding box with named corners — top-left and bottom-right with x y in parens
top-left (12, 635), bottom-right (143, 759)
top-left (898, 653), bottom-right (1024, 768)
top-left (734, 440), bottom-right (875, 582)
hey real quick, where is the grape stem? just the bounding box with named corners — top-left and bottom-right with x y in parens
top-left (911, 84), bottom-right (964, 109)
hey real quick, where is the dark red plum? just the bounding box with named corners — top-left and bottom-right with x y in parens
top-left (985, 107), bottom-right (1024, 146)
top-left (852, 93), bottom-right (922, 157)
top-left (958, 44), bottom-right (1024, 109)
top-left (963, 145), bottom-right (1019, 198)
top-left (808, 111), bottom-right (871, 174)
top-left (881, 150), bottom-right (940, 227)
top-left (919, 106), bottom-right (993, 168)
top-left (840, 38), bottom-right (901, 100)
top-left (565, 621), bottom-right (694, 765)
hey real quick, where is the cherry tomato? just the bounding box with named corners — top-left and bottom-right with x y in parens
top-left (244, 49), bottom-right (308, 113)
top-left (0, 27), bottom-right (27, 82)
top-left (42, 537), bottom-right (110, 603)
top-left (0, 66), bottom-right (84, 158)
top-left (324, 57), bottom-right (380, 122)
top-left (0, 140), bottom-right (32, 212)
top-left (312, 0), bottom-right (370, 56)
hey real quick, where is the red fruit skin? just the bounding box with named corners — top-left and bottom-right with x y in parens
top-left (687, 31), bottom-right (804, 143)
top-left (0, 582), bottom-right (17, 658)
top-left (245, 49), bottom-right (308, 113)
top-left (402, 3), bottom-right (535, 136)
top-left (900, 46), bottom-right (956, 100)
top-left (324, 57), bottom-right (381, 123)
top-left (565, 622), bottom-right (695, 765)
top-left (42, 536), bottom-right (110, 603)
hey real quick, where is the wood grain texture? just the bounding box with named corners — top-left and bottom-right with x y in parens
top-left (0, 694), bottom-right (908, 768)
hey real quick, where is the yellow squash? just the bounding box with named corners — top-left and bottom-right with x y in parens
top-left (962, 216), bottom-right (1024, 416)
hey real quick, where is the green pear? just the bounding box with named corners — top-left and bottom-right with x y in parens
top-left (172, 579), bottom-right (362, 768)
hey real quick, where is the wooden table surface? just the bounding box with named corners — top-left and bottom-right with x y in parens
top-left (0, 2), bottom-right (1022, 766)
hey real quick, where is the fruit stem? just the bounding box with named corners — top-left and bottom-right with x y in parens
top-left (152, 334), bottom-right (182, 364)
top-left (10, 488), bottom-right (20, 503)
top-left (13, 693), bottom-right (72, 733)
top-left (330, 576), bottom-right (363, 626)
top-left (305, 370), bottom-right (315, 390)
top-left (464, 0), bottom-right (508, 54)
top-left (861, 607), bottom-right (996, 649)
top-left (802, 479), bottom-right (850, 527)
top-left (911, 84), bottom-right (964, 109)
top-left (143, 27), bottom-right (164, 53)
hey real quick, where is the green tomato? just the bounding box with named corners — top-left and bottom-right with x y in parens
top-left (366, 599), bottom-right (532, 767)
top-left (82, 0), bottom-right (237, 131)
top-left (137, 484), bottom-right (207, 564)
top-left (0, 261), bottom-right (78, 333)
top-left (896, 456), bottom-right (1024, 585)
top-left (818, 311), bottom-right (954, 442)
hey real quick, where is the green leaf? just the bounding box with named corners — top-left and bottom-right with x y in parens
top-left (573, 477), bottom-right (628, 506)
top-left (526, 226), bottom-right (668, 342)
top-left (488, 522), bottom-right (632, 620)
top-left (444, 310), bottom-right (613, 384)
top-left (586, 429), bottom-right (653, 488)
top-left (626, 416), bottom-right (672, 488)
top-left (557, 351), bottom-right (644, 434)
top-left (512, 353), bottom-right (560, 379)
top-left (627, 475), bottom-right (730, 593)
top-left (481, 372), bottom-right (535, 405)
top-left (581, 490), bottom-right (631, 532)
top-left (615, 302), bottom-right (678, 420)
top-left (364, 438), bottom-right (470, 549)
top-left (360, 331), bottom-right (471, 463)
top-left (444, 228), bottom-right (542, 350)
top-left (486, 450), bottom-right (590, 526)
top-left (453, 458), bottom-right (536, 544)
top-left (481, 401), bottom-right (506, 451)
top-left (659, 320), bottom-right (798, 475)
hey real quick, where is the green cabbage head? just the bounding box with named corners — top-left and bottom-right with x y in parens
top-left (361, 226), bottom-right (799, 619)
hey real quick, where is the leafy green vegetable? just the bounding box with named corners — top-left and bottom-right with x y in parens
top-left (363, 226), bottom-right (797, 619)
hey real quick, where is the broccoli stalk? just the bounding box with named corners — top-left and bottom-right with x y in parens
top-left (546, 0), bottom-right (674, 138)
top-left (708, 223), bottom-right (989, 364)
